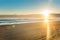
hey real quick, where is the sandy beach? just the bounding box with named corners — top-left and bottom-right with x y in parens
top-left (0, 21), bottom-right (60, 40)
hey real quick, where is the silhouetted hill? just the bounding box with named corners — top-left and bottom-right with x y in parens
top-left (0, 14), bottom-right (60, 19)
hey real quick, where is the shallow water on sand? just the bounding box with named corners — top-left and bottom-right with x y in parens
top-left (0, 21), bottom-right (60, 40)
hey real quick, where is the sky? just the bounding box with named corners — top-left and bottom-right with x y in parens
top-left (0, 0), bottom-right (60, 15)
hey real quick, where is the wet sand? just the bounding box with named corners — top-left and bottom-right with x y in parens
top-left (0, 21), bottom-right (60, 40)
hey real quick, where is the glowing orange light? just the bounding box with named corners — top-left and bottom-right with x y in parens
top-left (41, 8), bottom-right (52, 40)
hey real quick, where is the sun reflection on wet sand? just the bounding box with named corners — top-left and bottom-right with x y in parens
top-left (45, 19), bottom-right (50, 40)
top-left (41, 8), bottom-right (52, 40)
top-left (44, 14), bottom-right (51, 40)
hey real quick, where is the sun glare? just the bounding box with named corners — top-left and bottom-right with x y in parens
top-left (41, 8), bottom-right (52, 22)
top-left (42, 8), bottom-right (51, 17)
top-left (41, 8), bottom-right (52, 40)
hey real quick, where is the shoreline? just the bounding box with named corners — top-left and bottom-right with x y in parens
top-left (0, 21), bottom-right (59, 40)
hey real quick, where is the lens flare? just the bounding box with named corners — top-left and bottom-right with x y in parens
top-left (12, 25), bottom-right (16, 29)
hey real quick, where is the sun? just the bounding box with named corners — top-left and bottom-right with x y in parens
top-left (40, 8), bottom-right (52, 22)
top-left (41, 8), bottom-right (52, 17)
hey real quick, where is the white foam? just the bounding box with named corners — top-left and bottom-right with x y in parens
top-left (0, 18), bottom-right (60, 25)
